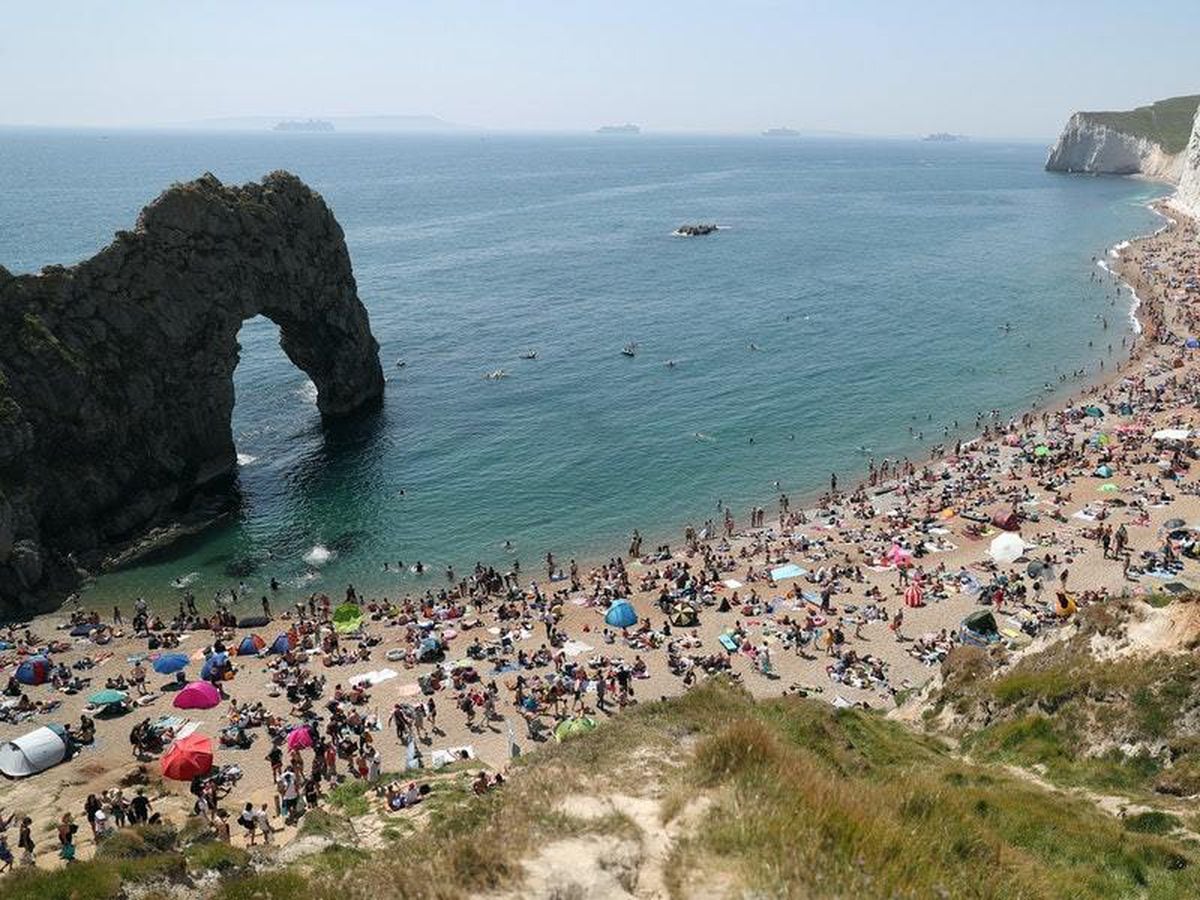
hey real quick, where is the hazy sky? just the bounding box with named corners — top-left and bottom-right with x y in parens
top-left (3, 1), bottom-right (1197, 138)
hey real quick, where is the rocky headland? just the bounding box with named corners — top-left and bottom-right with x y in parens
top-left (1045, 94), bottom-right (1199, 180)
top-left (0, 171), bottom-right (384, 617)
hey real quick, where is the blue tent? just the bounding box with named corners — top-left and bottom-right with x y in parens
top-left (15, 655), bottom-right (52, 686)
top-left (236, 635), bottom-right (265, 657)
top-left (200, 652), bottom-right (229, 682)
top-left (605, 600), bottom-right (638, 629)
top-left (152, 653), bottom-right (190, 675)
top-left (1187, 337), bottom-right (1200, 349)
top-left (268, 633), bottom-right (292, 655)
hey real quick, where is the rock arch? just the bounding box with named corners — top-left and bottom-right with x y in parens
top-left (0, 172), bottom-right (384, 613)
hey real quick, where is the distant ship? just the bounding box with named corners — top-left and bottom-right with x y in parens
top-left (273, 119), bottom-right (335, 133)
top-left (922, 132), bottom-right (967, 142)
top-left (596, 123), bottom-right (640, 134)
top-left (762, 127), bottom-right (800, 137)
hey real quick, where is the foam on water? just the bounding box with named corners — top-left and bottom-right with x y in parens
top-left (304, 545), bottom-right (334, 567)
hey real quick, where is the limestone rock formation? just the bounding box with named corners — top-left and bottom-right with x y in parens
top-left (1045, 95), bottom-right (1200, 180)
top-left (0, 171), bottom-right (384, 616)
top-left (1175, 106), bottom-right (1200, 218)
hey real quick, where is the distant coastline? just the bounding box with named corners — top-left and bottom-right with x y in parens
top-left (596, 123), bottom-right (640, 134)
top-left (273, 119), bottom-right (334, 133)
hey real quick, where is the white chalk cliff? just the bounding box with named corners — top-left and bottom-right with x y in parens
top-left (1046, 113), bottom-right (1183, 180)
top-left (1175, 107), bottom-right (1200, 217)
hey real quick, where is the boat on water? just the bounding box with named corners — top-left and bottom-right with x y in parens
top-left (674, 223), bottom-right (719, 237)
top-left (519, 349), bottom-right (537, 360)
top-left (621, 342), bottom-right (638, 357)
top-left (484, 369), bottom-right (508, 380)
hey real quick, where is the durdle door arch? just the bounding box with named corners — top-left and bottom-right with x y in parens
top-left (0, 172), bottom-right (384, 617)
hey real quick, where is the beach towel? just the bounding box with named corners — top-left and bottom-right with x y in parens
top-left (723, 579), bottom-right (743, 589)
top-left (349, 668), bottom-right (399, 688)
top-left (431, 745), bottom-right (475, 768)
top-left (770, 563), bottom-right (806, 581)
top-left (561, 640), bottom-right (594, 657)
top-left (718, 634), bottom-right (739, 653)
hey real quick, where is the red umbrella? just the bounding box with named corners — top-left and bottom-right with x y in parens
top-left (286, 726), bottom-right (312, 751)
top-left (161, 733), bottom-right (214, 781)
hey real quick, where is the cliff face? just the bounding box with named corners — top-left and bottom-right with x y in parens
top-left (1045, 95), bottom-right (1200, 180)
top-left (1045, 112), bottom-right (1183, 179)
top-left (1176, 107), bottom-right (1200, 217)
top-left (0, 171), bottom-right (384, 617)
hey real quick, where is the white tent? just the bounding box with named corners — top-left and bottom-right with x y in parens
top-left (0, 724), bottom-right (69, 778)
top-left (989, 532), bottom-right (1026, 565)
top-left (1152, 428), bottom-right (1191, 442)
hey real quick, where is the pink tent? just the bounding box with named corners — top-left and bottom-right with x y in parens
top-left (884, 545), bottom-right (913, 568)
top-left (173, 681), bottom-right (221, 710)
top-left (286, 726), bottom-right (312, 751)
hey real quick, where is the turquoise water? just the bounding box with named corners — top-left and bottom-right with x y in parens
top-left (0, 130), bottom-right (1162, 607)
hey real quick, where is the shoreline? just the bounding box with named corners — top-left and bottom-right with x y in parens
top-left (4, 189), bottom-right (1199, 869)
top-left (70, 197), bottom-right (1169, 615)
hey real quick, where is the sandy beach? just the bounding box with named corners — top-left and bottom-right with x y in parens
top-left (3, 200), bottom-right (1199, 869)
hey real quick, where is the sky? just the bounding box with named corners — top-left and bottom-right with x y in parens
top-left (2, 0), bottom-right (1197, 139)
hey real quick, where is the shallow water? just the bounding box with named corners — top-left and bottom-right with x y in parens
top-left (0, 130), bottom-right (1162, 609)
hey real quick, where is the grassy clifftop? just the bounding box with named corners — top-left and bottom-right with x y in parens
top-left (9, 674), bottom-right (1200, 899)
top-left (1080, 95), bottom-right (1200, 154)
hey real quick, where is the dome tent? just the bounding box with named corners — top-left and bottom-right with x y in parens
top-left (236, 634), bottom-right (266, 656)
top-left (268, 633), bottom-right (293, 655)
top-left (604, 600), bottom-right (637, 629)
top-left (15, 655), bottom-right (52, 686)
top-left (0, 724), bottom-right (70, 778)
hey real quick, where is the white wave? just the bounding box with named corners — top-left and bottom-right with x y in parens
top-left (297, 380), bottom-right (318, 405)
top-left (236, 453), bottom-right (258, 466)
top-left (1108, 240), bottom-right (1129, 258)
top-left (304, 544), bottom-right (334, 566)
top-left (171, 571), bottom-right (199, 589)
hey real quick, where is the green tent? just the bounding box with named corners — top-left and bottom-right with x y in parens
top-left (554, 716), bottom-right (597, 743)
top-left (1033, 445), bottom-right (1049, 458)
top-left (88, 689), bottom-right (129, 707)
top-left (332, 603), bottom-right (364, 634)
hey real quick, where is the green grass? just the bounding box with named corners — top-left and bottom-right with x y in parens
top-left (1081, 95), bottom-right (1200, 154)
top-left (184, 840), bottom-right (252, 874)
top-left (324, 777), bottom-right (375, 817)
top-left (1125, 811), bottom-right (1184, 835)
top-left (681, 699), bottom-right (1200, 898)
top-left (934, 604), bottom-right (1200, 800)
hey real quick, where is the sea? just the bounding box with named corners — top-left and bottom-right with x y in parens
top-left (0, 129), bottom-right (1165, 611)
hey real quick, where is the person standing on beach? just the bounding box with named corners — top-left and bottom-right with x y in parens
top-left (830, 472), bottom-right (838, 494)
top-left (18, 816), bottom-right (34, 866)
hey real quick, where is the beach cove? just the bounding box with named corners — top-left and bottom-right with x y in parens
top-left (2, 170), bottom-right (1199, 867)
